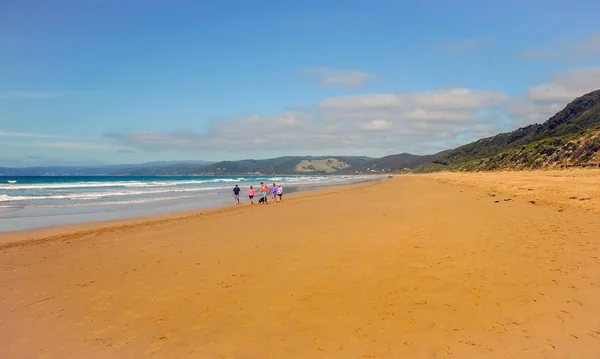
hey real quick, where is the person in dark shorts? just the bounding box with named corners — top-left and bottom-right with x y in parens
top-left (232, 185), bottom-right (241, 205)
top-left (248, 185), bottom-right (255, 204)
top-left (260, 182), bottom-right (269, 204)
top-left (277, 184), bottom-right (283, 202)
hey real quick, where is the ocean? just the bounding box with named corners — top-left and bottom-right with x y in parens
top-left (0, 175), bottom-right (375, 232)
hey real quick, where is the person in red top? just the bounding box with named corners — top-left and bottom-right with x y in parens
top-left (248, 185), bottom-right (255, 204)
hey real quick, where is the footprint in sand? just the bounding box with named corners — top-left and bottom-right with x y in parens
top-left (434, 345), bottom-right (456, 359)
top-left (521, 329), bottom-right (533, 338)
top-left (566, 299), bottom-right (583, 306)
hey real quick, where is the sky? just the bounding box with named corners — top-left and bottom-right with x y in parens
top-left (1, 0), bottom-right (600, 166)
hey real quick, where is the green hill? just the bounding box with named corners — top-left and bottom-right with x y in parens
top-left (336, 152), bottom-right (447, 174)
top-left (418, 89), bottom-right (600, 172)
top-left (190, 156), bottom-right (373, 175)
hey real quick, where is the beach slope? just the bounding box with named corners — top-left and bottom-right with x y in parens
top-left (1, 172), bottom-right (600, 358)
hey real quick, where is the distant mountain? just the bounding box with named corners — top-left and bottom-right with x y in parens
top-left (418, 89), bottom-right (600, 172)
top-left (190, 156), bottom-right (373, 175)
top-left (126, 160), bottom-right (213, 167)
top-left (336, 152), bottom-right (446, 174)
top-left (0, 166), bottom-right (114, 176)
top-left (110, 161), bottom-right (214, 175)
top-left (0, 157), bottom-right (378, 176)
top-left (0, 156), bottom-right (405, 176)
top-left (0, 160), bottom-right (213, 176)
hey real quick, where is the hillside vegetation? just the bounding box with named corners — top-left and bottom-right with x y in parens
top-left (418, 89), bottom-right (600, 172)
top-left (190, 156), bottom-right (372, 175)
top-left (294, 158), bottom-right (351, 173)
top-left (336, 152), bottom-right (446, 174)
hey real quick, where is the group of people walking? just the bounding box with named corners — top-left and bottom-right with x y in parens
top-left (232, 182), bottom-right (283, 205)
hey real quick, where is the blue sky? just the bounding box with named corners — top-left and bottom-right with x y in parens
top-left (1, 0), bottom-right (600, 166)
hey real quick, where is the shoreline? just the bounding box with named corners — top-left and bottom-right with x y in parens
top-left (0, 179), bottom-right (383, 248)
top-left (0, 175), bottom-right (383, 236)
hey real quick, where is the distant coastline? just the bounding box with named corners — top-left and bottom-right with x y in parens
top-left (0, 154), bottom-right (437, 177)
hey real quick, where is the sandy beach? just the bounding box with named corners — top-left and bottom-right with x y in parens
top-left (2, 170), bottom-right (600, 358)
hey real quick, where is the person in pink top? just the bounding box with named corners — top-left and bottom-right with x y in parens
top-left (248, 185), bottom-right (255, 205)
top-left (276, 184), bottom-right (283, 203)
top-left (260, 182), bottom-right (269, 204)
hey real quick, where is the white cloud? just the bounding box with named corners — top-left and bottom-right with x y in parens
top-left (319, 93), bottom-right (401, 109)
top-left (508, 101), bottom-right (565, 127)
top-left (31, 141), bottom-right (131, 151)
top-left (510, 67), bottom-right (600, 126)
top-left (520, 32), bottom-right (600, 62)
top-left (359, 119), bottom-right (392, 132)
top-left (0, 131), bottom-right (59, 138)
top-left (525, 84), bottom-right (587, 103)
top-left (7, 70), bottom-right (594, 158)
top-left (104, 72), bottom-right (595, 156)
top-left (526, 68), bottom-right (600, 103)
top-left (0, 91), bottom-right (54, 100)
top-left (319, 88), bottom-right (509, 111)
top-left (106, 87), bottom-right (510, 155)
top-left (302, 67), bottom-right (371, 88)
top-left (403, 109), bottom-right (472, 122)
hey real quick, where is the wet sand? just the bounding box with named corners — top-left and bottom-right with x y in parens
top-left (1, 172), bottom-right (600, 358)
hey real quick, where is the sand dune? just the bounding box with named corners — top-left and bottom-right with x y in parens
top-left (2, 172), bottom-right (600, 358)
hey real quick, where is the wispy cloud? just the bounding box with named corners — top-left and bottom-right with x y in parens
top-left (508, 67), bottom-right (600, 126)
top-left (31, 141), bottom-right (132, 151)
top-left (432, 38), bottom-right (494, 54)
top-left (0, 91), bottom-right (55, 100)
top-left (302, 67), bottom-right (372, 88)
top-left (103, 76), bottom-right (595, 156)
top-left (359, 119), bottom-right (393, 132)
top-left (105, 87), bottom-right (510, 154)
top-left (0, 133), bottom-right (132, 152)
top-left (526, 67), bottom-right (600, 102)
top-left (0, 131), bottom-right (59, 138)
top-left (117, 148), bottom-right (137, 154)
top-left (519, 32), bottom-right (600, 62)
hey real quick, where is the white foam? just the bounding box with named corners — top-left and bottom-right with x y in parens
top-left (0, 176), bottom-right (365, 191)
top-left (0, 181), bottom-right (152, 190)
top-left (0, 176), bottom-right (373, 205)
top-left (0, 186), bottom-right (235, 202)
top-left (0, 177), bottom-right (262, 190)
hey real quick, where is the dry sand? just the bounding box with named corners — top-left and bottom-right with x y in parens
top-left (425, 169), bottom-right (600, 214)
top-left (1, 171), bottom-right (600, 358)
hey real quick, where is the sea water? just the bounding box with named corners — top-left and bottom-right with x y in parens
top-left (0, 175), bottom-right (375, 232)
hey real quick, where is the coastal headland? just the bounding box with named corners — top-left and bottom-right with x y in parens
top-left (2, 169), bottom-right (600, 358)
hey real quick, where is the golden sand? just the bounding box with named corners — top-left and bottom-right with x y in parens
top-left (1, 171), bottom-right (600, 358)
top-left (425, 169), bottom-right (600, 213)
